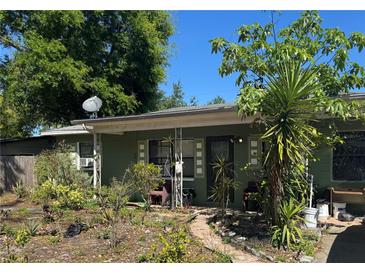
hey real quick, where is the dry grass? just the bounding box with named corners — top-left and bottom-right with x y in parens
top-left (0, 194), bottom-right (229, 263)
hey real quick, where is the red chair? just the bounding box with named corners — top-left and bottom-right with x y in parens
top-left (149, 181), bottom-right (171, 206)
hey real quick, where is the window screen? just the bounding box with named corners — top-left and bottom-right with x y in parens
top-left (333, 131), bottom-right (365, 181)
top-left (79, 143), bottom-right (93, 158)
top-left (149, 139), bottom-right (195, 178)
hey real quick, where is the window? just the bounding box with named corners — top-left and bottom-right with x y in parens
top-left (332, 131), bottom-right (365, 181)
top-left (79, 143), bottom-right (93, 158)
top-left (149, 139), bottom-right (195, 178)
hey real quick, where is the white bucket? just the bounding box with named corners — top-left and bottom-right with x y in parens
top-left (303, 207), bottom-right (319, 228)
top-left (316, 203), bottom-right (329, 218)
top-left (333, 202), bottom-right (346, 219)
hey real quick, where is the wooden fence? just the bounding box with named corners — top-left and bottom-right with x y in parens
top-left (0, 156), bottom-right (36, 192)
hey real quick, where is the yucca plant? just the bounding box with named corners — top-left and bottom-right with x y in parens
top-left (271, 198), bottom-right (305, 250)
top-left (237, 56), bottom-right (362, 225)
top-left (209, 156), bottom-right (237, 213)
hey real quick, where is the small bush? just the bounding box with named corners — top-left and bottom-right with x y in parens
top-left (139, 228), bottom-right (190, 263)
top-left (97, 178), bottom-right (133, 212)
top-left (128, 162), bottom-right (164, 210)
top-left (292, 239), bottom-right (315, 257)
top-left (32, 181), bottom-right (85, 210)
top-left (34, 142), bottom-right (89, 187)
top-left (12, 181), bottom-right (28, 199)
top-left (0, 223), bottom-right (15, 237)
top-left (14, 229), bottom-right (31, 247)
top-left (31, 180), bottom-right (56, 205)
top-left (48, 235), bottom-right (61, 245)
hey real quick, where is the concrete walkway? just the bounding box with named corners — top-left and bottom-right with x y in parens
top-left (316, 223), bottom-right (365, 263)
top-left (189, 214), bottom-right (260, 263)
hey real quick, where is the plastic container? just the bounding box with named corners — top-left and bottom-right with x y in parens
top-left (333, 202), bottom-right (346, 219)
top-left (316, 202), bottom-right (329, 219)
top-left (303, 207), bottom-right (319, 229)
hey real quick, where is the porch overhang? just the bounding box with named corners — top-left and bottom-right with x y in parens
top-left (71, 105), bottom-right (259, 134)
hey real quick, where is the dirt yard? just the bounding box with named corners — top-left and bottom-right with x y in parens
top-left (0, 193), bottom-right (231, 263)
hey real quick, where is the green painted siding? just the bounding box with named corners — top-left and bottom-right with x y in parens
top-left (55, 119), bottom-right (365, 212)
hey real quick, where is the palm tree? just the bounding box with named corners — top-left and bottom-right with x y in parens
top-left (237, 57), bottom-right (361, 225)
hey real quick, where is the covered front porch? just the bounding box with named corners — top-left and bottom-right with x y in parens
top-left (70, 105), bottom-right (263, 209)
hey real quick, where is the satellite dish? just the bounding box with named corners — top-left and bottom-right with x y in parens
top-left (82, 96), bottom-right (102, 118)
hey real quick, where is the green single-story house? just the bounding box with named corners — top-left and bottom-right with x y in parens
top-left (33, 94), bottom-right (365, 212)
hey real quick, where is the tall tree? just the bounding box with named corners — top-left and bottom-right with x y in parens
top-left (0, 11), bottom-right (173, 137)
top-left (207, 96), bottom-right (226, 105)
top-left (211, 11), bottom-right (365, 96)
top-left (158, 81), bottom-right (187, 110)
top-left (211, 11), bottom-right (365, 225)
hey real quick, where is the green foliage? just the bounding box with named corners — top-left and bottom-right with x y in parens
top-left (271, 198), bottom-right (305, 250)
top-left (211, 11), bottom-right (365, 96)
top-left (129, 162), bottom-right (164, 210)
top-left (97, 178), bottom-right (133, 212)
top-left (0, 11), bottom-right (174, 136)
top-left (139, 228), bottom-right (190, 263)
top-left (291, 239), bottom-right (315, 257)
top-left (11, 181), bottom-right (27, 199)
top-left (25, 220), bottom-right (40, 236)
top-left (14, 229), bottom-right (31, 247)
top-left (31, 180), bottom-right (56, 205)
top-left (238, 57), bottom-right (363, 225)
top-left (48, 235), bottom-right (61, 245)
top-left (158, 81), bottom-right (187, 110)
top-left (31, 180), bottom-right (85, 209)
top-left (209, 156), bottom-right (237, 212)
top-left (34, 142), bottom-right (90, 187)
top-left (207, 96), bottom-right (226, 105)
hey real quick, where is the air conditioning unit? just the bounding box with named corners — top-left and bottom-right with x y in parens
top-left (80, 158), bottom-right (94, 167)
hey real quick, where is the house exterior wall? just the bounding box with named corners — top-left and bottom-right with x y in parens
top-left (55, 119), bottom-right (365, 212)
top-left (0, 137), bottom-right (55, 156)
top-left (101, 124), bottom-right (263, 209)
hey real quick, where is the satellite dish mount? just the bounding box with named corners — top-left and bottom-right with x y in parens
top-left (82, 96), bottom-right (103, 119)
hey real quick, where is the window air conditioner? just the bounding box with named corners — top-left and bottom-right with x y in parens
top-left (80, 158), bottom-right (94, 167)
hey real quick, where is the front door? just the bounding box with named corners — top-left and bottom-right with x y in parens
top-left (206, 136), bottom-right (234, 202)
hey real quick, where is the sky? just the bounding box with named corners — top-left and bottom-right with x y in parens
top-left (160, 11), bottom-right (365, 104)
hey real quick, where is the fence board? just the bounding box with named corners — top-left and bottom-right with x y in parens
top-left (0, 156), bottom-right (36, 192)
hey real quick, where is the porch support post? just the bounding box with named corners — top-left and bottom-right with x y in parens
top-left (93, 132), bottom-right (102, 190)
top-left (174, 127), bottom-right (183, 208)
top-left (93, 133), bottom-right (97, 189)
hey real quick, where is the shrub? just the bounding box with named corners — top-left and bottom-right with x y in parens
top-left (128, 162), bottom-right (164, 210)
top-left (31, 180), bottom-right (56, 205)
top-left (58, 189), bottom-right (85, 210)
top-left (34, 142), bottom-right (89, 187)
top-left (97, 178), bottom-right (133, 212)
top-left (271, 198), bottom-right (305, 250)
top-left (139, 228), bottom-right (190, 263)
top-left (11, 181), bottom-right (27, 199)
top-left (31, 181), bottom-right (85, 210)
top-left (14, 229), bottom-right (31, 247)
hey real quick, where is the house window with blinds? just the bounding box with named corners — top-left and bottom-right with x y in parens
top-left (332, 131), bottom-right (365, 181)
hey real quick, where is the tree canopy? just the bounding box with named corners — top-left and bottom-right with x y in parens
top-left (158, 81), bottom-right (187, 110)
top-left (207, 96), bottom-right (226, 105)
top-left (211, 11), bottom-right (365, 96)
top-left (0, 11), bottom-right (173, 138)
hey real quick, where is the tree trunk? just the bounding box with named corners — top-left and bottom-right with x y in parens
top-left (269, 164), bottom-right (284, 226)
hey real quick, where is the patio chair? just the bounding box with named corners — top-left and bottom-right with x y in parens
top-left (149, 181), bottom-right (171, 206)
